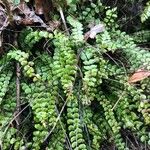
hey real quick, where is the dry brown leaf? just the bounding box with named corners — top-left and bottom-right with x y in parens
top-left (13, 1), bottom-right (52, 30)
top-left (48, 20), bottom-right (61, 31)
top-left (35, 0), bottom-right (52, 21)
top-left (0, 4), bottom-right (9, 51)
top-left (35, 0), bottom-right (43, 15)
top-left (20, 18), bottom-right (34, 25)
top-left (128, 69), bottom-right (150, 83)
top-left (84, 24), bottom-right (105, 41)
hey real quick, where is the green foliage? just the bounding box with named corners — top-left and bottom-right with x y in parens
top-left (131, 30), bottom-right (150, 43)
top-left (83, 108), bottom-right (105, 149)
top-left (67, 94), bottom-right (87, 150)
top-left (7, 49), bottom-right (41, 81)
top-left (109, 30), bottom-right (150, 70)
top-left (67, 16), bottom-right (84, 43)
top-left (141, 1), bottom-right (150, 22)
top-left (53, 31), bottom-right (77, 93)
top-left (81, 46), bottom-right (106, 105)
top-left (98, 94), bottom-right (128, 150)
top-left (21, 29), bottom-right (53, 50)
top-left (0, 1), bottom-right (150, 150)
top-left (0, 68), bottom-right (13, 104)
top-left (104, 7), bottom-right (118, 30)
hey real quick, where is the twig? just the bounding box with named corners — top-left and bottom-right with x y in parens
top-left (16, 63), bottom-right (21, 128)
top-left (42, 98), bottom-right (68, 143)
top-left (111, 91), bottom-right (125, 111)
top-left (14, 33), bottom-right (21, 132)
top-left (2, 104), bottom-right (29, 146)
top-left (59, 6), bottom-right (70, 36)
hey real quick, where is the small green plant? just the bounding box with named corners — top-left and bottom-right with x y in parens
top-left (141, 1), bottom-right (150, 22)
top-left (0, 1), bottom-right (150, 150)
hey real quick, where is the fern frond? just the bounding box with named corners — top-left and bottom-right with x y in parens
top-left (67, 94), bottom-right (87, 150)
top-left (141, 1), bottom-right (150, 22)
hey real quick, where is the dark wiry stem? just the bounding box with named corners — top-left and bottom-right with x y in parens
top-left (16, 63), bottom-right (21, 130)
top-left (14, 33), bottom-right (21, 131)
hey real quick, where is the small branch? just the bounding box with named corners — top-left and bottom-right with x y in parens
top-left (59, 6), bottom-right (70, 36)
top-left (111, 91), bottom-right (125, 111)
top-left (16, 63), bottom-right (21, 127)
top-left (2, 104), bottom-right (29, 140)
top-left (42, 97), bottom-right (68, 147)
top-left (14, 33), bottom-right (21, 131)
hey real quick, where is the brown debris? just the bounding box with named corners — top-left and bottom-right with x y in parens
top-left (128, 69), bottom-right (150, 83)
top-left (84, 24), bottom-right (105, 41)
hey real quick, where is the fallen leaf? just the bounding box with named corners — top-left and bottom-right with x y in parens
top-left (0, 4), bottom-right (8, 28)
top-left (84, 24), bottom-right (105, 41)
top-left (0, 4), bottom-right (9, 51)
top-left (128, 69), bottom-right (150, 83)
top-left (48, 20), bottom-right (61, 31)
top-left (13, 2), bottom-right (52, 30)
top-left (35, 0), bottom-right (52, 21)
top-left (20, 18), bottom-right (34, 25)
top-left (35, 0), bottom-right (44, 15)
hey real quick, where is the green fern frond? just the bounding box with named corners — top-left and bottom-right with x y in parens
top-left (67, 16), bottom-right (84, 43)
top-left (141, 1), bottom-right (150, 22)
top-left (131, 30), bottom-right (150, 43)
top-left (67, 94), bottom-right (87, 150)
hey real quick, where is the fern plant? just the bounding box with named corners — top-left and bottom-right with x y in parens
top-left (141, 1), bottom-right (150, 22)
top-left (0, 1), bottom-right (150, 150)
